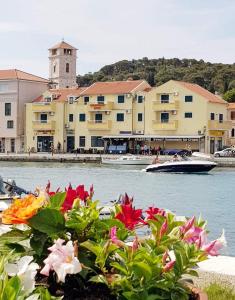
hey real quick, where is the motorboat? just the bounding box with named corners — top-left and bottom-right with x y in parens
top-left (145, 157), bottom-right (217, 173)
top-left (102, 155), bottom-right (152, 165)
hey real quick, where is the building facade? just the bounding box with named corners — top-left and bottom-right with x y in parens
top-left (227, 103), bottom-right (235, 146)
top-left (25, 79), bottom-right (231, 154)
top-left (25, 80), bottom-right (151, 152)
top-left (0, 69), bottom-right (48, 153)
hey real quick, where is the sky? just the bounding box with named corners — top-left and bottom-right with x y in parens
top-left (0, 0), bottom-right (234, 79)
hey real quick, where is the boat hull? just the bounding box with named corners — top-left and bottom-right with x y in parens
top-left (146, 161), bottom-right (217, 173)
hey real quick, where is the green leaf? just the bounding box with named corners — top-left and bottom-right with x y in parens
top-left (110, 262), bottom-right (128, 275)
top-left (2, 276), bottom-right (21, 300)
top-left (28, 208), bottom-right (65, 235)
top-left (30, 230), bottom-right (48, 256)
top-left (49, 192), bottom-right (66, 209)
top-left (89, 274), bottom-right (108, 285)
top-left (80, 240), bottom-right (102, 256)
top-left (132, 261), bottom-right (152, 281)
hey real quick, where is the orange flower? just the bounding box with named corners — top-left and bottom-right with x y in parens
top-left (2, 194), bottom-right (46, 224)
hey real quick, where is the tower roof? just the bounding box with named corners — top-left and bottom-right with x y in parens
top-left (49, 41), bottom-right (77, 50)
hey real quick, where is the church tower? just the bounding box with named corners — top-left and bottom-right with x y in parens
top-left (49, 40), bottom-right (77, 89)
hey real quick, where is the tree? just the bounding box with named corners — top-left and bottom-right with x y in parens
top-left (223, 89), bottom-right (235, 102)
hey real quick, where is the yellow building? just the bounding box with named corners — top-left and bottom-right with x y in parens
top-left (227, 103), bottom-right (235, 146)
top-left (25, 80), bottom-right (150, 152)
top-left (144, 80), bottom-right (230, 154)
top-left (25, 79), bottom-right (231, 154)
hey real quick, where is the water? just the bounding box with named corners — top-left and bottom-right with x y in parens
top-left (1, 161), bottom-right (235, 256)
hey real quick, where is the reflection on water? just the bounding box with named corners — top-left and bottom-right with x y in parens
top-left (0, 161), bottom-right (235, 256)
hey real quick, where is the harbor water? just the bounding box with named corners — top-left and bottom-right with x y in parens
top-left (1, 161), bottom-right (235, 256)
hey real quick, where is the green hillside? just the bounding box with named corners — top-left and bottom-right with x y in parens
top-left (77, 58), bottom-right (235, 95)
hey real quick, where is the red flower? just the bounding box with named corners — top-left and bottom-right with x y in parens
top-left (62, 184), bottom-right (93, 211)
top-left (145, 206), bottom-right (166, 221)
top-left (45, 181), bottom-right (60, 196)
top-left (121, 193), bottom-right (133, 206)
top-left (159, 220), bottom-right (168, 239)
top-left (163, 260), bottom-right (175, 272)
top-left (115, 204), bottom-right (145, 230)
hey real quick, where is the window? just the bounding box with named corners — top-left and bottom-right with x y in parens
top-left (68, 97), bottom-right (74, 104)
top-left (53, 64), bottom-right (56, 73)
top-left (95, 113), bottom-right (102, 123)
top-left (185, 112), bottom-right (193, 118)
top-left (137, 95), bottom-right (143, 103)
top-left (5, 103), bottom-right (11, 116)
top-left (79, 113), bottom-right (86, 122)
top-left (40, 114), bottom-right (47, 123)
top-left (185, 95), bottom-right (193, 102)
top-left (160, 94), bottom-right (169, 103)
top-left (231, 111), bottom-right (235, 120)
top-left (210, 113), bottom-right (215, 120)
top-left (52, 49), bottom-right (57, 55)
top-left (7, 120), bottom-right (14, 129)
top-left (66, 63), bottom-right (69, 73)
top-left (161, 112), bottom-right (169, 123)
top-left (138, 113), bottom-right (143, 122)
top-left (118, 95), bottom-right (125, 103)
top-left (10, 139), bottom-right (15, 152)
top-left (117, 113), bottom-right (124, 122)
top-left (91, 136), bottom-right (104, 147)
top-left (231, 129), bottom-right (235, 137)
top-left (64, 49), bottom-right (72, 55)
top-left (97, 96), bottom-right (105, 104)
top-left (219, 114), bottom-right (223, 123)
top-left (69, 114), bottom-right (73, 122)
top-left (84, 96), bottom-right (89, 104)
top-left (79, 136), bottom-right (86, 147)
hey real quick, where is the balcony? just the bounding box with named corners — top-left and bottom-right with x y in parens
top-left (32, 120), bottom-right (56, 131)
top-left (87, 120), bottom-right (112, 131)
top-left (32, 102), bottom-right (56, 113)
top-left (152, 120), bottom-right (178, 131)
top-left (208, 120), bottom-right (232, 131)
top-left (88, 102), bottom-right (114, 111)
top-left (153, 100), bottom-right (179, 111)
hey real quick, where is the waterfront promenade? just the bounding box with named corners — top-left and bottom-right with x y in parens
top-left (0, 152), bottom-right (235, 167)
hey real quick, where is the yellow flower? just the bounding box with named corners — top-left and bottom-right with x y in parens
top-left (2, 194), bottom-right (46, 225)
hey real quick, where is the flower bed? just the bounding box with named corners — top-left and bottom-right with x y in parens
top-left (0, 183), bottom-right (225, 300)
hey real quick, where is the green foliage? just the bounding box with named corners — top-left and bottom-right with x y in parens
top-left (76, 58), bottom-right (235, 93)
top-left (205, 283), bottom-right (235, 300)
top-left (223, 88), bottom-right (235, 102)
top-left (28, 208), bottom-right (65, 235)
top-left (48, 192), bottom-right (66, 210)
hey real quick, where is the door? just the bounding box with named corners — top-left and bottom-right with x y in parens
top-left (67, 136), bottom-right (75, 152)
top-left (37, 136), bottom-right (53, 152)
top-left (10, 139), bottom-right (15, 152)
top-left (210, 138), bottom-right (215, 154)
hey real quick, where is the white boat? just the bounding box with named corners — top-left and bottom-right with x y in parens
top-left (102, 155), bottom-right (152, 165)
top-left (0, 195), bottom-right (13, 212)
top-left (145, 158), bottom-right (217, 173)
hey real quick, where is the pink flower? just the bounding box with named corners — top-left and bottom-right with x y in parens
top-left (197, 230), bottom-right (226, 256)
top-left (183, 226), bottom-right (203, 244)
top-left (110, 226), bottom-right (124, 247)
top-left (159, 220), bottom-right (168, 239)
top-left (163, 260), bottom-right (175, 272)
top-left (180, 216), bottom-right (195, 234)
top-left (162, 251), bottom-right (168, 264)
top-left (132, 236), bottom-right (139, 252)
top-left (40, 239), bottom-right (82, 282)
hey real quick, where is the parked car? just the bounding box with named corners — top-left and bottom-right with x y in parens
top-left (163, 149), bottom-right (191, 156)
top-left (214, 148), bottom-right (235, 157)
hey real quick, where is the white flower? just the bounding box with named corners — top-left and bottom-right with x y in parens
top-left (40, 239), bottom-right (82, 283)
top-left (5, 256), bottom-right (39, 294)
top-left (0, 224), bottom-right (12, 236)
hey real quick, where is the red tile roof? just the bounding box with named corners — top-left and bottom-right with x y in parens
top-left (80, 80), bottom-right (151, 95)
top-left (228, 103), bottom-right (235, 109)
top-left (49, 41), bottom-right (77, 50)
top-left (33, 87), bottom-right (86, 103)
top-left (0, 69), bottom-right (48, 83)
top-left (173, 80), bottom-right (227, 104)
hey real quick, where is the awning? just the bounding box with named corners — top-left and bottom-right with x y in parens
top-left (102, 135), bottom-right (204, 139)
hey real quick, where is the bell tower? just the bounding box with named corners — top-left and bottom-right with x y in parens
top-left (49, 40), bottom-right (77, 89)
